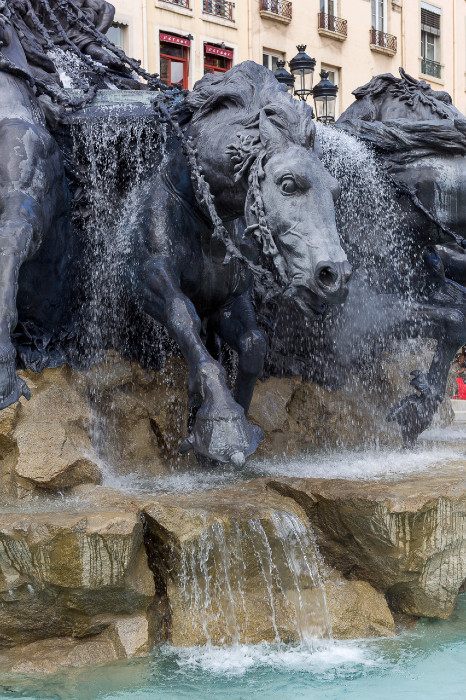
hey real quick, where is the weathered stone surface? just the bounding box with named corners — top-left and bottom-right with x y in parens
top-left (0, 509), bottom-right (155, 648)
top-left (249, 377), bottom-right (299, 433)
top-left (85, 354), bottom-right (189, 471)
top-left (325, 580), bottom-right (395, 638)
top-left (0, 635), bottom-right (120, 675)
top-left (269, 468), bottom-right (466, 618)
top-left (250, 346), bottom-right (454, 456)
top-left (0, 615), bottom-right (153, 675)
top-left (142, 482), bottom-right (394, 646)
top-left (3, 366), bottom-right (101, 492)
top-left (0, 356), bottom-right (182, 495)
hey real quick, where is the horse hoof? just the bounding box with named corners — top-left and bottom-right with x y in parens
top-left (230, 451), bottom-right (245, 469)
top-left (0, 346), bottom-right (31, 410)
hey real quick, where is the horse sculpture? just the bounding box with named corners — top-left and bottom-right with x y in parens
top-left (0, 5), bottom-right (70, 409)
top-left (333, 69), bottom-right (466, 445)
top-left (0, 0), bottom-right (161, 410)
top-left (131, 63), bottom-right (351, 466)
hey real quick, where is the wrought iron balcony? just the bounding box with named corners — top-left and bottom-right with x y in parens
top-left (161, 0), bottom-right (190, 8)
top-left (421, 58), bottom-right (441, 79)
top-left (260, 0), bottom-right (293, 23)
top-left (203, 0), bottom-right (234, 21)
top-left (318, 12), bottom-right (347, 39)
top-left (370, 29), bottom-right (397, 55)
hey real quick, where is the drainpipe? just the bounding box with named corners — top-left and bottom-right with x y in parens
top-left (142, 0), bottom-right (148, 71)
top-left (452, 0), bottom-right (456, 104)
top-left (248, 0), bottom-right (253, 61)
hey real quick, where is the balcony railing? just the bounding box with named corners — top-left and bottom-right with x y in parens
top-left (161, 0), bottom-right (190, 7)
top-left (260, 0), bottom-right (293, 22)
top-left (421, 58), bottom-right (441, 79)
top-left (370, 29), bottom-right (397, 54)
top-left (318, 12), bottom-right (347, 38)
top-left (203, 0), bottom-right (234, 21)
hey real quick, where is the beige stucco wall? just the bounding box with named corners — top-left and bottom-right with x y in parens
top-left (111, 1), bottom-right (465, 115)
top-left (402, 0), bottom-right (466, 114)
top-left (251, 0), bottom-right (404, 117)
top-left (110, 0), bottom-right (145, 66)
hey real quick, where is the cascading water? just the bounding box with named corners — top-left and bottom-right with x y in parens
top-left (168, 510), bottom-right (331, 648)
top-left (69, 106), bottom-right (176, 475)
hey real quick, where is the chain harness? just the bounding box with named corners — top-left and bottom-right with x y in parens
top-left (153, 97), bottom-right (287, 300)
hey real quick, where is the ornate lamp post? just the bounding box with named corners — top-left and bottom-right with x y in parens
top-left (273, 59), bottom-right (295, 92)
top-left (288, 45), bottom-right (316, 101)
top-left (312, 70), bottom-right (339, 124)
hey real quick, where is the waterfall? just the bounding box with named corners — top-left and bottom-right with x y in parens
top-left (71, 110), bottom-right (165, 364)
top-left (169, 510), bottom-right (332, 647)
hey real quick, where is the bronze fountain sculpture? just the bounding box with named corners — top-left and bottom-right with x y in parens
top-left (0, 0), bottom-right (464, 466)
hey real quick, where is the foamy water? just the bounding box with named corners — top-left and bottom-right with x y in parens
top-left (165, 639), bottom-right (372, 677)
top-left (97, 438), bottom-right (465, 496)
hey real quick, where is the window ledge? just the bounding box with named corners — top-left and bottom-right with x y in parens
top-left (202, 13), bottom-right (236, 28)
top-left (259, 11), bottom-right (291, 25)
top-left (419, 72), bottom-right (445, 86)
top-left (318, 27), bottom-right (347, 42)
top-left (155, 1), bottom-right (193, 18)
top-left (370, 43), bottom-right (397, 56)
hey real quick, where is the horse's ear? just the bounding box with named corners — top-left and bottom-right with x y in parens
top-left (299, 114), bottom-right (316, 149)
top-left (259, 110), bottom-right (287, 154)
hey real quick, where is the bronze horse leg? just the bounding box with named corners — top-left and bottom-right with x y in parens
top-left (388, 288), bottom-right (465, 446)
top-left (139, 257), bottom-right (262, 466)
top-left (0, 121), bottom-right (45, 407)
top-left (211, 293), bottom-right (267, 414)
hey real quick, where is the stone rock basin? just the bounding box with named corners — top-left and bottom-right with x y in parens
top-left (0, 457), bottom-right (464, 675)
top-left (0, 359), bottom-right (464, 678)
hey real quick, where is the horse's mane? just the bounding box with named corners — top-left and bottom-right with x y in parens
top-left (184, 62), bottom-right (316, 151)
top-left (0, 0), bottom-right (160, 106)
top-left (337, 68), bottom-right (466, 163)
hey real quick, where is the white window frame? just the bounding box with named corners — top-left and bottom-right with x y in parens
top-left (321, 0), bottom-right (338, 16)
top-left (262, 50), bottom-right (284, 73)
top-left (372, 0), bottom-right (387, 33)
top-left (420, 2), bottom-right (441, 15)
top-left (321, 64), bottom-right (340, 121)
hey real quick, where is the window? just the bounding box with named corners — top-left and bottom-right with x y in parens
top-left (263, 52), bottom-right (284, 73)
top-left (320, 0), bottom-right (337, 16)
top-left (107, 22), bottom-right (127, 51)
top-left (321, 65), bottom-right (340, 120)
top-left (420, 3), bottom-right (441, 78)
top-left (159, 33), bottom-right (190, 89)
top-left (203, 0), bottom-right (234, 21)
top-left (204, 44), bottom-right (233, 76)
top-left (371, 0), bottom-right (386, 32)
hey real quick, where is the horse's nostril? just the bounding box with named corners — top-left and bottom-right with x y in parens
top-left (318, 266), bottom-right (337, 288)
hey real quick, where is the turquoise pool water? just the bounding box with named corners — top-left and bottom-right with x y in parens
top-left (1, 595), bottom-right (464, 700)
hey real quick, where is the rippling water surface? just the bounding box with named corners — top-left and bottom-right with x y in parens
top-left (1, 596), bottom-right (464, 700)
top-left (0, 595), bottom-right (466, 700)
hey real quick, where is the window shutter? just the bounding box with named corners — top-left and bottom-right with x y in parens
top-left (421, 8), bottom-right (441, 35)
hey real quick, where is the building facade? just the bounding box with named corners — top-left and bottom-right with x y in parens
top-left (109, 1), bottom-right (466, 115)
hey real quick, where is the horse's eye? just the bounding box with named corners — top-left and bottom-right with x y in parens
top-left (281, 177), bottom-right (297, 194)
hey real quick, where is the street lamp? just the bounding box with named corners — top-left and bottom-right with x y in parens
top-left (273, 59), bottom-right (295, 92)
top-left (312, 70), bottom-right (339, 124)
top-left (289, 45), bottom-right (316, 101)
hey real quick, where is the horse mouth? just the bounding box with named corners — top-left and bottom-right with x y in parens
top-left (284, 285), bottom-right (327, 317)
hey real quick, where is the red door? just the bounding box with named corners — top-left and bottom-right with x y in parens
top-left (160, 40), bottom-right (189, 89)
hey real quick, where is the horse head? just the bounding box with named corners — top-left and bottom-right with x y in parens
top-left (336, 68), bottom-right (466, 248)
top-left (245, 109), bottom-right (351, 314)
top-left (186, 62), bottom-right (351, 316)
